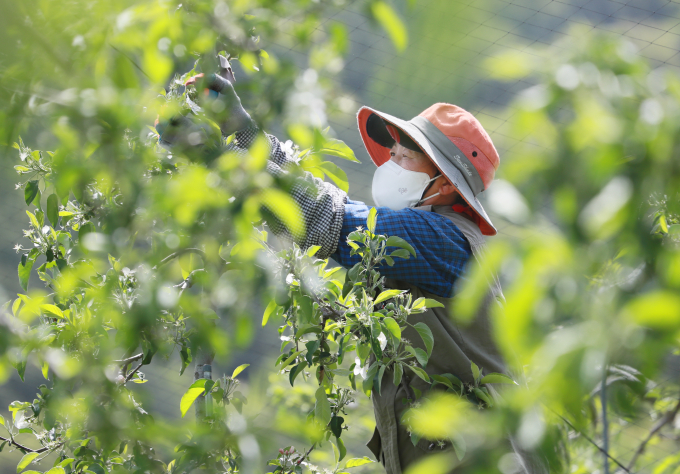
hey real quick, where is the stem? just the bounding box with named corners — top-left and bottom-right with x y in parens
top-left (115, 353), bottom-right (143, 365)
top-left (154, 248), bottom-right (207, 269)
top-left (601, 367), bottom-right (609, 474)
top-left (626, 397), bottom-right (680, 470)
top-left (124, 361), bottom-right (144, 382)
top-left (194, 348), bottom-right (214, 421)
top-left (552, 412), bottom-right (630, 473)
top-left (286, 444), bottom-right (316, 473)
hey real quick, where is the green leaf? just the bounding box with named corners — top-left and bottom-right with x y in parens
top-left (305, 340), bottom-right (320, 365)
top-left (24, 180), bottom-right (39, 206)
top-left (344, 457), bottom-right (375, 468)
top-left (279, 350), bottom-right (302, 369)
top-left (393, 363), bottom-right (403, 387)
top-left (480, 373), bottom-right (517, 385)
top-left (385, 236), bottom-right (415, 257)
top-left (374, 289), bottom-right (402, 305)
top-left (180, 379), bottom-right (208, 417)
top-left (231, 364), bottom-right (250, 378)
top-left (390, 249), bottom-right (411, 260)
top-left (46, 194), bottom-right (59, 226)
top-left (406, 365), bottom-right (430, 383)
top-left (371, 1), bottom-right (408, 52)
top-left (367, 207), bottom-right (377, 234)
top-left (431, 374), bottom-right (455, 390)
top-left (289, 361), bottom-right (307, 386)
top-left (471, 361), bottom-right (480, 382)
top-left (26, 210), bottom-right (40, 230)
top-left (307, 245), bottom-right (322, 257)
top-left (179, 344), bottom-right (191, 376)
top-left (41, 361), bottom-right (49, 379)
top-left (320, 138), bottom-right (360, 163)
top-left (41, 304), bottom-right (64, 318)
top-left (473, 387), bottom-right (492, 407)
top-left (412, 297), bottom-right (444, 310)
top-left (46, 467), bottom-right (66, 474)
top-left (18, 250), bottom-right (38, 292)
top-left (452, 433), bottom-right (466, 461)
top-left (330, 415), bottom-right (344, 438)
top-left (317, 161), bottom-right (349, 192)
top-left (57, 459), bottom-right (75, 468)
top-left (668, 224), bottom-right (680, 238)
top-left (314, 386), bottom-right (332, 426)
top-left (298, 296), bottom-right (314, 324)
top-left (413, 322), bottom-right (434, 357)
top-left (262, 300), bottom-right (277, 327)
top-left (376, 365), bottom-right (387, 394)
top-left (414, 348), bottom-right (429, 367)
top-left (17, 452), bottom-right (39, 473)
top-left (383, 317), bottom-right (401, 340)
top-left (336, 436), bottom-right (347, 462)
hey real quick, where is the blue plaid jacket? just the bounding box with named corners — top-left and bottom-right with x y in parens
top-left (332, 200), bottom-right (471, 298)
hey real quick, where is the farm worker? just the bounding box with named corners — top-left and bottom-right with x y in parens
top-left (159, 61), bottom-right (548, 474)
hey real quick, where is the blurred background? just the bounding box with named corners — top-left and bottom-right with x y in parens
top-left (2, 0), bottom-right (680, 472)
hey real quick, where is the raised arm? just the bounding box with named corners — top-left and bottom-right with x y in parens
top-left (157, 63), bottom-right (349, 259)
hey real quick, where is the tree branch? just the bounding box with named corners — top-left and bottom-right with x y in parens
top-left (0, 435), bottom-right (58, 454)
top-left (555, 413), bottom-right (631, 473)
top-left (154, 248), bottom-right (207, 269)
top-left (626, 397), bottom-right (680, 471)
top-left (124, 361), bottom-right (144, 383)
top-left (114, 353), bottom-right (143, 365)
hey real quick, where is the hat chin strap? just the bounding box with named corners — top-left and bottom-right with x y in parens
top-left (416, 192), bottom-right (440, 206)
top-left (415, 172), bottom-right (440, 206)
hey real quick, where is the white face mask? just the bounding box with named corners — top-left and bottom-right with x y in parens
top-left (371, 160), bottom-right (440, 210)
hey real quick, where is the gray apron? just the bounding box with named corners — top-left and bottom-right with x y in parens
top-left (366, 205), bottom-right (547, 474)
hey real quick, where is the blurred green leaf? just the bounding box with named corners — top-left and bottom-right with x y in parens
top-left (371, 1), bottom-right (408, 52)
top-left (314, 385), bottom-right (331, 425)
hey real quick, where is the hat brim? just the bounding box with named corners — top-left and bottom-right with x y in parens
top-left (357, 106), bottom-right (497, 236)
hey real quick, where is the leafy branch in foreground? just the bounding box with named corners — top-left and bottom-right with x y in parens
top-left (260, 208), bottom-right (516, 470)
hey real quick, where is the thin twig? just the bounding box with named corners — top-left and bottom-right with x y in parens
top-left (108, 44), bottom-right (151, 79)
top-left (125, 361), bottom-right (144, 383)
top-left (154, 248), bottom-right (207, 269)
top-left (626, 398), bottom-right (680, 471)
top-left (601, 368), bottom-right (610, 474)
top-left (114, 353), bottom-right (143, 365)
top-left (554, 412), bottom-right (631, 473)
top-left (0, 435), bottom-right (61, 454)
top-left (286, 444), bottom-right (316, 473)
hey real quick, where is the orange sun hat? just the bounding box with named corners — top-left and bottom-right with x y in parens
top-left (357, 103), bottom-right (500, 236)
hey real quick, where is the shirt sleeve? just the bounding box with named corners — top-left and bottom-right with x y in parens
top-left (226, 127), bottom-right (348, 260)
top-left (332, 200), bottom-right (472, 297)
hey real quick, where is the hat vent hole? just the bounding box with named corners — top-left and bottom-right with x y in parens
top-left (472, 151), bottom-right (477, 157)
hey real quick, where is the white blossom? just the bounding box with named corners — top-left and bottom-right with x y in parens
top-left (378, 332), bottom-right (387, 351)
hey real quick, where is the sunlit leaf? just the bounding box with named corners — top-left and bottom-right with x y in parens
top-left (17, 452), bottom-right (39, 473)
top-left (231, 364), bottom-right (250, 378)
top-left (262, 300), bottom-right (277, 327)
top-left (180, 379), bottom-right (208, 417)
top-left (371, 1), bottom-right (408, 52)
top-left (367, 207), bottom-right (377, 234)
top-left (374, 289), bottom-right (402, 305)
